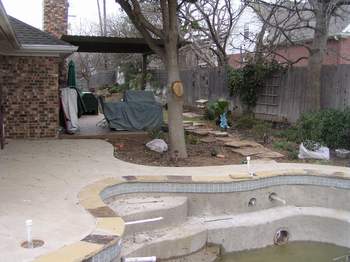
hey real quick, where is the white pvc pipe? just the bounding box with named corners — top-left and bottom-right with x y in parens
top-left (25, 219), bottom-right (33, 248)
top-left (125, 217), bottom-right (163, 225)
top-left (270, 194), bottom-right (286, 205)
top-left (122, 256), bottom-right (156, 262)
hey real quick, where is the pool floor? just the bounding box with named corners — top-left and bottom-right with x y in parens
top-left (219, 242), bottom-right (349, 262)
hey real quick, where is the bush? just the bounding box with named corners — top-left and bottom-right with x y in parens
top-left (186, 134), bottom-right (200, 145)
top-left (252, 121), bottom-right (272, 139)
top-left (205, 99), bottom-right (230, 121)
top-left (148, 129), bottom-right (165, 140)
top-left (295, 109), bottom-right (350, 149)
top-left (272, 140), bottom-right (298, 159)
top-left (235, 114), bottom-right (259, 129)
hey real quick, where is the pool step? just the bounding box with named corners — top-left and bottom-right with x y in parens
top-left (121, 217), bottom-right (207, 259)
top-left (109, 195), bottom-right (188, 235)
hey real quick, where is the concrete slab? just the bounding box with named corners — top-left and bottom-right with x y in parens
top-left (1, 139), bottom-right (350, 261)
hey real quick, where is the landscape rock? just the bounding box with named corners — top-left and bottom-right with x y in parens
top-left (209, 131), bottom-right (229, 137)
top-left (225, 140), bottom-right (263, 148)
top-left (200, 137), bottom-right (217, 143)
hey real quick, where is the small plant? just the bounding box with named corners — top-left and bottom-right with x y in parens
top-left (148, 129), bottom-right (165, 140)
top-left (186, 134), bottom-right (200, 145)
top-left (252, 121), bottom-right (272, 140)
top-left (273, 140), bottom-right (298, 159)
top-left (210, 147), bottom-right (219, 156)
top-left (235, 114), bottom-right (258, 129)
top-left (205, 99), bottom-right (230, 121)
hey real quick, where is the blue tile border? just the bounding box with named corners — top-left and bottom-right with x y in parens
top-left (100, 175), bottom-right (350, 201)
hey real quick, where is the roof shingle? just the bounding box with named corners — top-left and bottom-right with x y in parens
top-left (9, 16), bottom-right (71, 46)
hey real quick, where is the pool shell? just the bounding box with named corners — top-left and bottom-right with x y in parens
top-left (33, 169), bottom-right (350, 262)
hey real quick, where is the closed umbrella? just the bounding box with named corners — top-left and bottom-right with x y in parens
top-left (67, 60), bottom-right (86, 116)
top-left (67, 60), bottom-right (76, 88)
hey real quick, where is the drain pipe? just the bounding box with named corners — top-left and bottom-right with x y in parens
top-left (25, 219), bottom-right (33, 249)
top-left (121, 257), bottom-right (156, 262)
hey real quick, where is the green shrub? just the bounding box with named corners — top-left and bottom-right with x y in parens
top-left (235, 114), bottom-right (259, 129)
top-left (252, 121), bottom-right (272, 139)
top-left (205, 99), bottom-right (230, 121)
top-left (295, 109), bottom-right (350, 149)
top-left (275, 127), bottom-right (299, 142)
top-left (148, 129), bottom-right (165, 140)
top-left (186, 134), bottom-right (200, 145)
top-left (272, 140), bottom-right (298, 159)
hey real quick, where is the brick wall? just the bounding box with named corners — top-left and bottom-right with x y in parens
top-left (0, 56), bottom-right (60, 138)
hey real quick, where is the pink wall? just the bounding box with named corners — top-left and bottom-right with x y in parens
top-left (228, 37), bottom-right (350, 68)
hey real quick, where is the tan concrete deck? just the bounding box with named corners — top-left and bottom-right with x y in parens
top-left (1, 139), bottom-right (350, 261)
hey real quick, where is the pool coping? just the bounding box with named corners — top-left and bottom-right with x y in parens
top-left (34, 169), bottom-right (350, 262)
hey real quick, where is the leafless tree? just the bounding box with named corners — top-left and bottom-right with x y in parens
top-left (245, 0), bottom-right (350, 112)
top-left (115, 0), bottom-right (195, 159)
top-left (179, 0), bottom-right (246, 66)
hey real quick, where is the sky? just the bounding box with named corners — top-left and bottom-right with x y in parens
top-left (2, 0), bottom-right (119, 33)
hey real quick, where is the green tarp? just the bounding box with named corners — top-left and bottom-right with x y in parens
top-left (101, 90), bottom-right (163, 131)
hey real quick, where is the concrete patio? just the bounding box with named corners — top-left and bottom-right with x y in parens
top-left (1, 139), bottom-right (350, 261)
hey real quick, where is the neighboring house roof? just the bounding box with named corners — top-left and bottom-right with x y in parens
top-left (9, 16), bottom-right (71, 46)
top-left (0, 0), bottom-right (76, 56)
top-left (259, 2), bottom-right (350, 45)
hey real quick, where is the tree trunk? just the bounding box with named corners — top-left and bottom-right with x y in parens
top-left (304, 7), bottom-right (328, 112)
top-left (165, 42), bottom-right (187, 159)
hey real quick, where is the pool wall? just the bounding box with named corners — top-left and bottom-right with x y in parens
top-left (34, 169), bottom-right (350, 262)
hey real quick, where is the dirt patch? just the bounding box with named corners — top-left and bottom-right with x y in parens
top-left (106, 132), bottom-right (350, 167)
top-left (107, 134), bottom-right (249, 167)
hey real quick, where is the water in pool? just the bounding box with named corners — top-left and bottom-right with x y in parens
top-left (219, 242), bottom-right (349, 262)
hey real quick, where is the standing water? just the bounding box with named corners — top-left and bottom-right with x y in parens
top-left (219, 242), bottom-right (349, 262)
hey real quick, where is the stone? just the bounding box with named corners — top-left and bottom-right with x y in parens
top-left (200, 137), bottom-right (217, 143)
top-left (209, 131), bottom-right (229, 137)
top-left (232, 147), bottom-right (284, 158)
top-left (225, 140), bottom-right (263, 148)
top-left (183, 112), bottom-right (203, 118)
top-left (216, 154), bottom-right (225, 158)
top-left (231, 147), bottom-right (267, 156)
top-left (187, 128), bottom-right (213, 136)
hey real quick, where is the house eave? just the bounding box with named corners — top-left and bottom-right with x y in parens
top-left (0, 1), bottom-right (20, 49)
top-left (0, 44), bottom-right (78, 57)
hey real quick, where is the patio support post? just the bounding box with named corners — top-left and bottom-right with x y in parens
top-left (141, 54), bottom-right (148, 90)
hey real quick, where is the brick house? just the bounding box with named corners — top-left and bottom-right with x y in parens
top-left (0, 0), bottom-right (76, 141)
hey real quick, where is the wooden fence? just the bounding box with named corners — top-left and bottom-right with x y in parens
top-left (151, 64), bottom-right (350, 123)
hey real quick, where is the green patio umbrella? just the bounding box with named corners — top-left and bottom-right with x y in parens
top-left (67, 60), bottom-right (76, 88)
top-left (67, 60), bottom-right (86, 116)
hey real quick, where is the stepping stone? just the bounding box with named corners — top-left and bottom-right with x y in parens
top-left (187, 128), bottom-right (213, 136)
top-left (209, 131), bottom-right (229, 137)
top-left (256, 150), bottom-right (284, 158)
top-left (183, 112), bottom-right (203, 118)
top-left (193, 122), bottom-right (207, 127)
top-left (200, 137), bottom-right (217, 143)
top-left (231, 147), bottom-right (267, 156)
top-left (225, 140), bottom-right (263, 148)
top-left (184, 126), bottom-right (197, 131)
top-left (183, 121), bottom-right (193, 127)
top-left (232, 147), bottom-right (284, 158)
top-left (216, 137), bottom-right (238, 143)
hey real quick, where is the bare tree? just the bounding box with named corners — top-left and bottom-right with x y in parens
top-left (180, 0), bottom-right (245, 66)
top-left (115, 0), bottom-right (192, 159)
top-left (245, 0), bottom-right (350, 112)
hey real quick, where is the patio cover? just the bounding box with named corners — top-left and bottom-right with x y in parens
top-left (61, 35), bottom-right (164, 53)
